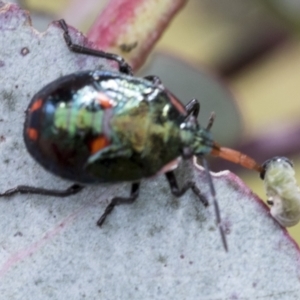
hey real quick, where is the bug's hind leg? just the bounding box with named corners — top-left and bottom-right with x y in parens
top-left (97, 182), bottom-right (140, 226)
top-left (0, 184), bottom-right (84, 197)
top-left (57, 19), bottom-right (133, 75)
top-left (165, 171), bottom-right (208, 206)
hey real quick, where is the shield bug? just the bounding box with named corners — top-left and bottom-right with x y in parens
top-left (0, 20), bottom-right (264, 250)
top-left (260, 157), bottom-right (300, 227)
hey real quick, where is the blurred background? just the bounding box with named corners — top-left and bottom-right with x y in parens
top-left (12, 0), bottom-right (300, 245)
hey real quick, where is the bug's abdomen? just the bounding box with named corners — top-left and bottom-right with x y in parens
top-left (24, 71), bottom-right (187, 184)
top-left (24, 80), bottom-right (114, 184)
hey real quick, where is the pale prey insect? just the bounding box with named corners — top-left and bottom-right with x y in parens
top-left (261, 157), bottom-right (300, 227)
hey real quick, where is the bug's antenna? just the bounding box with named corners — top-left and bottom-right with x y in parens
top-left (206, 111), bottom-right (216, 131)
top-left (201, 113), bottom-right (228, 251)
top-left (202, 158), bottom-right (228, 251)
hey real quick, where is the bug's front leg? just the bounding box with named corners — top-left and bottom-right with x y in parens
top-left (185, 99), bottom-right (200, 118)
top-left (0, 184), bottom-right (84, 197)
top-left (183, 99), bottom-right (215, 130)
top-left (143, 75), bottom-right (163, 86)
top-left (57, 19), bottom-right (133, 75)
top-left (165, 171), bottom-right (208, 206)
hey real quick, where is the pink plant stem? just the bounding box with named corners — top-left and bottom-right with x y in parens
top-left (87, 0), bottom-right (187, 71)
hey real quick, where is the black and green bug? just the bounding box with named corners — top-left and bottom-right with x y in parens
top-left (0, 20), bottom-right (263, 250)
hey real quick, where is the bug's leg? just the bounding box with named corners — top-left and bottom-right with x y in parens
top-left (185, 99), bottom-right (200, 118)
top-left (143, 75), bottom-right (162, 86)
top-left (206, 112), bottom-right (216, 131)
top-left (165, 171), bottom-right (208, 206)
top-left (202, 158), bottom-right (228, 251)
top-left (0, 184), bottom-right (84, 197)
top-left (57, 19), bottom-right (133, 75)
top-left (97, 182), bottom-right (140, 226)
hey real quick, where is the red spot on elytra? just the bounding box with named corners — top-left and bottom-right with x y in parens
top-left (89, 135), bottom-right (110, 154)
top-left (26, 128), bottom-right (38, 140)
top-left (30, 99), bottom-right (43, 112)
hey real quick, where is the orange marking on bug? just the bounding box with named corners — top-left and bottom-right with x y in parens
top-left (30, 99), bottom-right (43, 112)
top-left (96, 92), bottom-right (116, 109)
top-left (210, 144), bottom-right (263, 173)
top-left (89, 135), bottom-right (110, 154)
top-left (26, 128), bottom-right (38, 141)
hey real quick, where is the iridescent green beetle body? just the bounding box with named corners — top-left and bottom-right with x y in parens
top-left (24, 71), bottom-right (208, 184)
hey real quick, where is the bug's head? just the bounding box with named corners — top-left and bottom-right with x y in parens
top-left (180, 113), bottom-right (263, 173)
top-left (260, 156), bottom-right (293, 179)
top-left (179, 115), bottom-right (216, 158)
